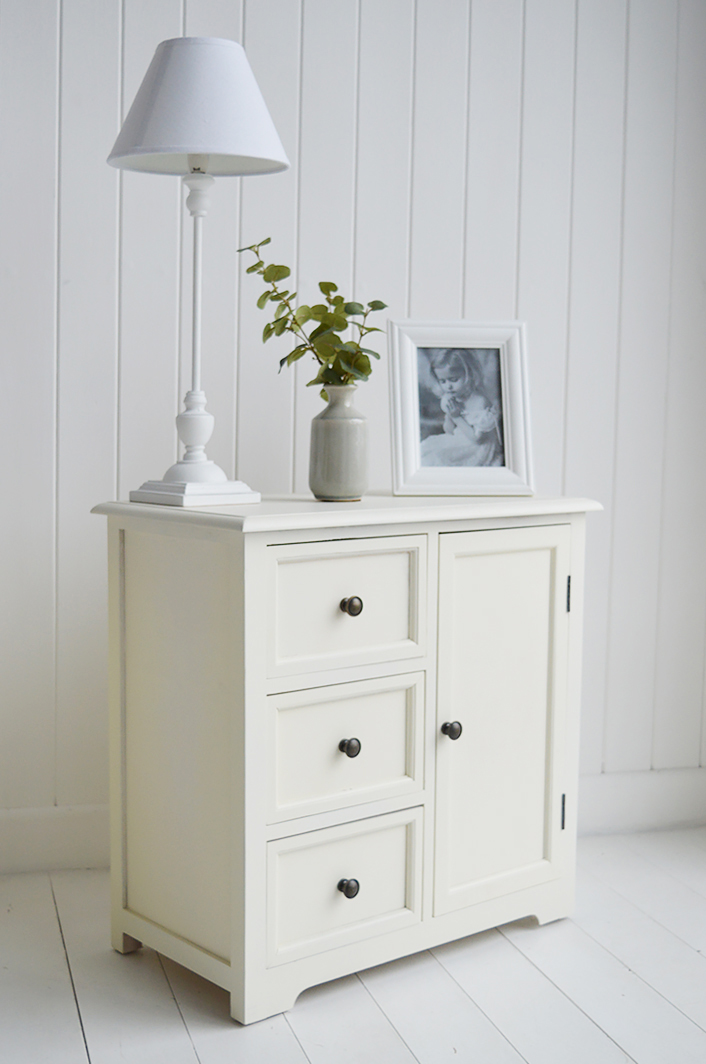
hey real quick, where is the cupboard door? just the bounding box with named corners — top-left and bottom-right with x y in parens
top-left (434, 525), bottom-right (571, 916)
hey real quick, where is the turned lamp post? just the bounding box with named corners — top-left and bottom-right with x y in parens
top-left (108, 36), bottom-right (289, 505)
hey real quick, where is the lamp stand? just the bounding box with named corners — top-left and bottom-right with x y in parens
top-left (130, 172), bottom-right (260, 506)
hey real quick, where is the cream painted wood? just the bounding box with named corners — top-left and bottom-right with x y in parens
top-left (269, 672), bottom-right (424, 822)
top-left (434, 525), bottom-right (571, 916)
top-left (97, 495), bottom-right (592, 1024)
top-left (122, 528), bottom-right (237, 960)
top-left (267, 807), bottom-right (422, 966)
top-left (267, 535), bottom-right (426, 677)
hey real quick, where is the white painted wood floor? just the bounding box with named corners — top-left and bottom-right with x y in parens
top-left (3, 829), bottom-right (706, 1063)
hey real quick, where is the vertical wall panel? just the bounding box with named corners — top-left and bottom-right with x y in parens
top-left (652, 0), bottom-right (706, 769)
top-left (464, 0), bottom-right (524, 320)
top-left (118, 0), bottom-right (183, 499)
top-left (55, 0), bottom-right (121, 805)
top-left (181, 0), bottom-right (243, 481)
top-left (0, 0), bottom-right (59, 809)
top-left (237, 0), bottom-right (301, 495)
top-left (565, 0), bottom-right (627, 775)
top-left (516, 0), bottom-right (576, 496)
top-left (603, 0), bottom-right (678, 773)
top-left (293, 0), bottom-right (359, 494)
top-left (353, 0), bottom-right (415, 492)
top-left (408, 0), bottom-right (470, 319)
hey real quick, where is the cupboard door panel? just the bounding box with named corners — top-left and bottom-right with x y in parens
top-left (434, 525), bottom-right (571, 916)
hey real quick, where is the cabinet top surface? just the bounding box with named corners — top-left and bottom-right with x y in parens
top-left (92, 493), bottom-right (601, 534)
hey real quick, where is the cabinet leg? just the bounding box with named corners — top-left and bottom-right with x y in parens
top-left (113, 931), bottom-right (143, 953)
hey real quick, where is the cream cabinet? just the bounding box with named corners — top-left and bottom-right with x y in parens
top-left (94, 495), bottom-right (598, 1024)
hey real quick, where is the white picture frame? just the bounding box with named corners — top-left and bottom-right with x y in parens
top-left (388, 320), bottom-right (534, 496)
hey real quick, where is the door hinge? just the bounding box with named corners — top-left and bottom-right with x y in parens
top-left (561, 793), bottom-right (566, 830)
top-left (566, 575), bottom-right (571, 612)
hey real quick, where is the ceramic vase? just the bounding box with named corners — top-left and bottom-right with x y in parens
top-left (308, 385), bottom-right (368, 501)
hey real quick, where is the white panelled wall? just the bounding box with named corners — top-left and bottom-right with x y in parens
top-left (1, 0), bottom-right (705, 871)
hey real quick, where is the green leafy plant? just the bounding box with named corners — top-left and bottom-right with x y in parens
top-left (238, 237), bottom-right (387, 399)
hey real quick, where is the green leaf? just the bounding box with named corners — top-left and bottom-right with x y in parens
top-left (263, 322), bottom-right (276, 342)
top-left (367, 300), bottom-right (388, 311)
top-left (332, 294), bottom-right (345, 306)
top-left (294, 305), bottom-right (312, 325)
top-left (360, 347), bottom-right (381, 359)
top-left (259, 237), bottom-right (271, 246)
top-left (309, 304), bottom-right (329, 322)
top-left (274, 302), bottom-right (289, 320)
top-left (246, 262), bottom-right (263, 274)
top-left (343, 301), bottom-right (365, 315)
top-left (286, 347), bottom-right (308, 365)
top-left (319, 281), bottom-right (338, 294)
top-left (257, 290), bottom-right (271, 310)
top-left (273, 317), bottom-right (288, 336)
top-left (331, 313), bottom-right (349, 332)
top-left (263, 263), bottom-right (291, 283)
top-left (320, 388), bottom-right (329, 402)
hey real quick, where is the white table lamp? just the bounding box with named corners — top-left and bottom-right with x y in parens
top-left (108, 37), bottom-right (289, 505)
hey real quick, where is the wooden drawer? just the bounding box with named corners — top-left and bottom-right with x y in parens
top-left (267, 807), bottom-right (422, 965)
top-left (268, 673), bottom-right (425, 823)
top-left (266, 535), bottom-right (427, 678)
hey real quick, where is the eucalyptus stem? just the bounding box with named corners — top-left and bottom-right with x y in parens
top-left (238, 237), bottom-right (387, 398)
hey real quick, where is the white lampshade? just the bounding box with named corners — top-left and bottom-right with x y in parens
top-left (108, 36), bottom-right (289, 176)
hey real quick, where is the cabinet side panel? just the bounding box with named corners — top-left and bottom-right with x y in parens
top-left (122, 529), bottom-right (235, 960)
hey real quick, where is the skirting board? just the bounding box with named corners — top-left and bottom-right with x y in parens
top-left (3, 774), bottom-right (706, 871)
top-left (0, 804), bottom-right (109, 874)
top-left (579, 767), bottom-right (706, 835)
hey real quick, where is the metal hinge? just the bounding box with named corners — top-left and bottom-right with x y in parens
top-left (561, 793), bottom-right (566, 830)
top-left (567, 575), bottom-right (571, 612)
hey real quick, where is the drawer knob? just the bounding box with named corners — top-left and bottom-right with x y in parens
top-left (337, 878), bottom-right (360, 899)
top-left (339, 737), bottom-right (362, 758)
top-left (441, 721), bottom-right (463, 740)
top-left (340, 596), bottom-right (364, 616)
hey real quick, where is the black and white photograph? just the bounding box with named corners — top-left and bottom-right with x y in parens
top-left (388, 320), bottom-right (533, 496)
top-left (418, 346), bottom-right (505, 468)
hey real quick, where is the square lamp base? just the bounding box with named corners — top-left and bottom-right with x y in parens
top-left (129, 480), bottom-right (261, 507)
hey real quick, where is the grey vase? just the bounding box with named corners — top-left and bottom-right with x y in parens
top-left (309, 385), bottom-right (368, 502)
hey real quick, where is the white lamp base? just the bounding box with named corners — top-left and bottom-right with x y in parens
top-left (129, 479), bottom-right (261, 507)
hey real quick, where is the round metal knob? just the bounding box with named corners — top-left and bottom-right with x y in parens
top-left (339, 737), bottom-right (361, 758)
top-left (340, 596), bottom-right (364, 616)
top-left (441, 721), bottom-right (463, 740)
top-left (337, 878), bottom-right (360, 899)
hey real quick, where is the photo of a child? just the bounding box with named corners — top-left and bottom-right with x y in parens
top-left (418, 347), bottom-right (505, 468)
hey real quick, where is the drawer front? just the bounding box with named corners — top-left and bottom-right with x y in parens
top-left (267, 535), bottom-right (427, 677)
top-left (267, 807), bottom-right (422, 965)
top-left (268, 673), bottom-right (425, 823)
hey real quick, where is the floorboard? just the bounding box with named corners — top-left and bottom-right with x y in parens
top-left (5, 829), bottom-right (706, 1063)
top-left (578, 833), bottom-right (706, 950)
top-left (433, 926), bottom-right (633, 1064)
top-left (160, 955), bottom-right (310, 1064)
top-left (359, 948), bottom-right (526, 1063)
top-left (51, 870), bottom-right (200, 1064)
top-left (0, 872), bottom-right (88, 1064)
top-left (574, 867), bottom-right (706, 1033)
top-left (501, 911), bottom-right (706, 1064)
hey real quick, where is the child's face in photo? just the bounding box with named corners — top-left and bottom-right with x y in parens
top-left (434, 364), bottom-right (466, 397)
